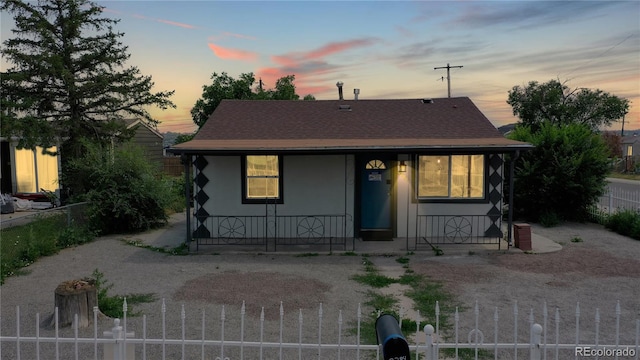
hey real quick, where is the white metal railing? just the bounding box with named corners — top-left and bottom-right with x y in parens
top-left (1, 300), bottom-right (638, 360)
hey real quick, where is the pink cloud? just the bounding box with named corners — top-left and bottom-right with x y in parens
top-left (271, 55), bottom-right (299, 68)
top-left (255, 38), bottom-right (377, 98)
top-left (303, 39), bottom-right (376, 60)
top-left (208, 43), bottom-right (258, 62)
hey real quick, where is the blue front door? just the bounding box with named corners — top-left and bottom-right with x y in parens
top-left (360, 159), bottom-right (391, 230)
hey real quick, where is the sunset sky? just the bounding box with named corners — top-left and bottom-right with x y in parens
top-left (2, 1), bottom-right (639, 134)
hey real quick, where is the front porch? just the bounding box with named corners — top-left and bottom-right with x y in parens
top-left (189, 213), bottom-right (506, 253)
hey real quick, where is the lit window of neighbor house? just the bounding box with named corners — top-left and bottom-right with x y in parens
top-left (417, 155), bottom-right (485, 199)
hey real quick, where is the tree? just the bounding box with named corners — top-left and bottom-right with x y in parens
top-left (601, 132), bottom-right (623, 158)
top-left (190, 72), bottom-right (255, 128)
top-left (508, 121), bottom-right (610, 222)
top-left (191, 72), bottom-right (313, 128)
top-left (1, 0), bottom-right (175, 197)
top-left (506, 79), bottom-right (629, 132)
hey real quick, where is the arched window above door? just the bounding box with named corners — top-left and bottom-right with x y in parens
top-left (365, 159), bottom-right (386, 170)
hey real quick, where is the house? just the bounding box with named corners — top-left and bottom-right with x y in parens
top-left (120, 119), bottom-right (164, 169)
top-left (168, 97), bottom-right (533, 251)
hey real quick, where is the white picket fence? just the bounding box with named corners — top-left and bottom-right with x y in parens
top-left (1, 300), bottom-right (638, 360)
top-left (594, 187), bottom-right (640, 216)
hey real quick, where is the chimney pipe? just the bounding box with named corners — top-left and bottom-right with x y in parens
top-left (336, 81), bottom-right (344, 100)
top-left (354, 88), bottom-right (360, 101)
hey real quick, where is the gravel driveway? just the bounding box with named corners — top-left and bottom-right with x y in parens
top-left (1, 220), bottom-right (639, 359)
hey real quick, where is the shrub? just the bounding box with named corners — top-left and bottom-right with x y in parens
top-left (508, 122), bottom-right (610, 222)
top-left (66, 144), bottom-right (176, 234)
top-left (606, 210), bottom-right (640, 240)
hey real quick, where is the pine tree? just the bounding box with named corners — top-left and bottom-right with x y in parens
top-left (1, 0), bottom-right (175, 197)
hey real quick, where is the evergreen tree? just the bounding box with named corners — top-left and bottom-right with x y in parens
top-left (1, 0), bottom-right (175, 197)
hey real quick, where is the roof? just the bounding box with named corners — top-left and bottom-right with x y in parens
top-left (170, 97), bottom-right (532, 154)
top-left (123, 119), bottom-right (163, 139)
top-left (622, 135), bottom-right (639, 145)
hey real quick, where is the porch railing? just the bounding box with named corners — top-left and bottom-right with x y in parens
top-left (415, 214), bottom-right (502, 248)
top-left (193, 214), bottom-right (353, 251)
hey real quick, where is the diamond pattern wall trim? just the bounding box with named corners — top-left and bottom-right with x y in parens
top-left (193, 155), bottom-right (211, 238)
top-left (485, 154), bottom-right (504, 238)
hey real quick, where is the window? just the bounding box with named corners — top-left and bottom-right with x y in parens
top-left (15, 146), bottom-right (59, 193)
top-left (242, 155), bottom-right (282, 203)
top-left (417, 155), bottom-right (485, 199)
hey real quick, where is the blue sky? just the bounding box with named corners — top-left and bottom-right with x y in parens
top-left (2, 1), bottom-right (639, 134)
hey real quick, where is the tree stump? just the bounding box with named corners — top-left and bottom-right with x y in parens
top-left (44, 278), bottom-right (98, 329)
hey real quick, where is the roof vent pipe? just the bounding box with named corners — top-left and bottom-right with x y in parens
top-left (354, 88), bottom-right (360, 101)
top-left (336, 81), bottom-right (344, 100)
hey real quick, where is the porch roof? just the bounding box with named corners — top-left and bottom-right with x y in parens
top-left (170, 137), bottom-right (531, 155)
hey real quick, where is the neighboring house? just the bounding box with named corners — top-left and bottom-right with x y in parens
top-left (0, 139), bottom-right (60, 195)
top-left (120, 119), bottom-right (164, 168)
top-left (169, 97), bottom-right (533, 251)
top-left (621, 133), bottom-right (639, 172)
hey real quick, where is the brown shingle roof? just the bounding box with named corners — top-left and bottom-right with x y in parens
top-left (172, 97), bottom-right (532, 153)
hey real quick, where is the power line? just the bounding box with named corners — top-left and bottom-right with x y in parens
top-left (564, 32), bottom-right (637, 78)
top-left (434, 63), bottom-right (463, 98)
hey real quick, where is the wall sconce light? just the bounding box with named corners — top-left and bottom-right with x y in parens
top-left (399, 161), bottom-right (407, 172)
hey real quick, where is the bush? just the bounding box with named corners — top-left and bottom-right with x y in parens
top-left (606, 210), bottom-right (640, 240)
top-left (508, 122), bottom-right (610, 222)
top-left (66, 144), bottom-right (177, 234)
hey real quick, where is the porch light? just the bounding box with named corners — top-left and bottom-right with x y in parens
top-left (399, 161), bottom-right (407, 172)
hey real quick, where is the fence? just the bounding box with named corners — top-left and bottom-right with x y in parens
top-left (1, 299), bottom-right (638, 360)
top-left (0, 202), bottom-right (88, 230)
top-left (590, 187), bottom-right (640, 221)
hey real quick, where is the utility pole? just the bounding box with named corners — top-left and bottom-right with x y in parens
top-left (434, 63), bottom-right (463, 98)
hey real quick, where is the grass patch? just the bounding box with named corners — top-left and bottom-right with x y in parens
top-left (341, 251), bottom-right (358, 256)
top-left (92, 269), bottom-right (155, 318)
top-left (570, 236), bottom-right (583, 243)
top-left (295, 252), bottom-right (319, 257)
top-left (352, 273), bottom-right (396, 288)
top-left (123, 239), bottom-right (189, 255)
top-left (396, 256), bottom-right (410, 264)
top-left (0, 214), bottom-right (95, 284)
top-left (351, 256), bottom-right (461, 349)
top-left (608, 172), bottom-right (640, 181)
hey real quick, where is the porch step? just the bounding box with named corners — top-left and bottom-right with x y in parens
top-left (361, 230), bottom-right (393, 241)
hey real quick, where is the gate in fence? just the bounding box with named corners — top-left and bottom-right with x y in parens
top-left (1, 299), bottom-right (638, 360)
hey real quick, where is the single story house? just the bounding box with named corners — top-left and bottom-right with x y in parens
top-left (169, 97), bottom-right (533, 251)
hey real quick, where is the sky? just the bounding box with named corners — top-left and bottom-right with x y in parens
top-left (1, 1), bottom-right (639, 134)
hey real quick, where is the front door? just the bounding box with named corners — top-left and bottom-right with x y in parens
top-left (360, 158), bottom-right (392, 240)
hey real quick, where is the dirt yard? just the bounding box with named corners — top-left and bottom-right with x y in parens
top-left (1, 221), bottom-right (638, 359)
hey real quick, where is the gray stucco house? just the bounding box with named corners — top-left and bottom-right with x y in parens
top-left (168, 97), bottom-right (532, 251)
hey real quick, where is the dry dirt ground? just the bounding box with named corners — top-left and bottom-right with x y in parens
top-left (1, 221), bottom-right (639, 359)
